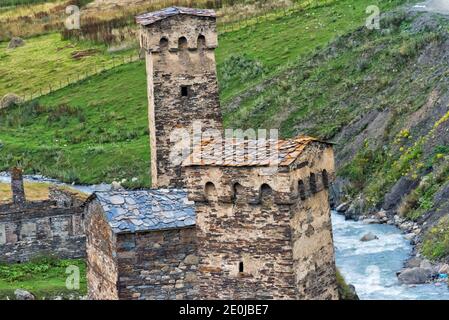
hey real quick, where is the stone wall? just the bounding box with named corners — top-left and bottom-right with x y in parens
top-left (141, 14), bottom-right (223, 188)
top-left (183, 142), bottom-right (339, 299)
top-left (85, 200), bottom-right (119, 300)
top-left (0, 201), bottom-right (86, 263)
top-left (115, 227), bottom-right (198, 300)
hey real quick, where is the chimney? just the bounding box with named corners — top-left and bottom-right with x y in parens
top-left (11, 167), bottom-right (26, 205)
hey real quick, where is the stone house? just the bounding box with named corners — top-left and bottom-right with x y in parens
top-left (85, 190), bottom-right (197, 300)
top-left (0, 169), bottom-right (87, 263)
top-left (85, 7), bottom-right (338, 300)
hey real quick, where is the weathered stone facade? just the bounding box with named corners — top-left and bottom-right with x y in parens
top-left (183, 140), bottom-right (338, 299)
top-left (0, 186), bottom-right (86, 263)
top-left (138, 8), bottom-right (223, 188)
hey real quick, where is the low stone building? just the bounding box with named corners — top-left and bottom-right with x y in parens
top-left (0, 169), bottom-right (87, 263)
top-left (85, 190), bottom-right (197, 300)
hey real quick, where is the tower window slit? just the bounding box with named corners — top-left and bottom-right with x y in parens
top-left (239, 261), bottom-right (244, 273)
top-left (181, 86), bottom-right (189, 97)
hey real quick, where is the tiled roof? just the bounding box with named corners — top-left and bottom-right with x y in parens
top-left (182, 136), bottom-right (327, 167)
top-left (136, 7), bottom-right (216, 26)
top-left (92, 190), bottom-right (195, 234)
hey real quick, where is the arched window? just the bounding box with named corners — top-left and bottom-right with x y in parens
top-left (298, 180), bottom-right (306, 200)
top-left (178, 36), bottom-right (188, 50)
top-left (232, 182), bottom-right (244, 203)
top-left (260, 183), bottom-right (273, 203)
top-left (310, 173), bottom-right (317, 194)
top-left (197, 34), bottom-right (206, 49)
top-left (159, 37), bottom-right (168, 50)
top-left (322, 169), bottom-right (329, 189)
top-left (205, 182), bottom-right (218, 202)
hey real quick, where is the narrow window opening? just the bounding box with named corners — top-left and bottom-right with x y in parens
top-left (81, 213), bottom-right (85, 220)
top-left (310, 173), bottom-right (317, 194)
top-left (298, 180), bottom-right (306, 200)
top-left (197, 34), bottom-right (206, 49)
top-left (232, 182), bottom-right (244, 203)
top-left (239, 261), bottom-right (244, 273)
top-left (178, 36), bottom-right (188, 50)
top-left (181, 86), bottom-right (189, 97)
top-left (159, 37), bottom-right (169, 50)
top-left (322, 169), bottom-right (329, 189)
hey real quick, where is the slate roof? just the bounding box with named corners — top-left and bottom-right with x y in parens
top-left (182, 136), bottom-right (329, 167)
top-left (92, 190), bottom-right (195, 234)
top-left (136, 7), bottom-right (216, 26)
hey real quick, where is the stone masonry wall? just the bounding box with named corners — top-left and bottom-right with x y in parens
top-left (289, 143), bottom-right (339, 299)
top-left (184, 143), bottom-right (339, 299)
top-left (86, 200), bottom-right (119, 300)
top-left (185, 166), bottom-right (298, 299)
top-left (115, 227), bottom-right (198, 300)
top-left (141, 15), bottom-right (223, 188)
top-left (0, 201), bottom-right (86, 263)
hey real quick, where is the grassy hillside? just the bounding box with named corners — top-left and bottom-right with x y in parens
top-left (217, 0), bottom-right (412, 102)
top-left (0, 61), bottom-right (151, 187)
top-left (0, 0), bottom-right (413, 186)
top-left (0, 33), bottom-right (136, 98)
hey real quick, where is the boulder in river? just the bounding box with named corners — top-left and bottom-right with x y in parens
top-left (438, 264), bottom-right (449, 274)
top-left (360, 232), bottom-right (379, 242)
top-left (398, 267), bottom-right (433, 284)
top-left (362, 218), bottom-right (379, 225)
top-left (336, 202), bottom-right (350, 213)
top-left (405, 257), bottom-right (422, 268)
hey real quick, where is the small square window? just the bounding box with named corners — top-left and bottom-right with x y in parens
top-left (181, 86), bottom-right (189, 97)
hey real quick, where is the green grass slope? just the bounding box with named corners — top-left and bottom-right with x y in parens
top-left (0, 61), bottom-right (150, 187)
top-left (0, 0), bottom-right (413, 186)
top-left (0, 257), bottom-right (86, 300)
top-left (0, 33), bottom-right (135, 98)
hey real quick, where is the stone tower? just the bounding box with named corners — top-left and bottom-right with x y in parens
top-left (183, 137), bottom-right (339, 300)
top-left (136, 7), bottom-right (223, 188)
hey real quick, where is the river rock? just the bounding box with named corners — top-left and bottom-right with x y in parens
top-left (420, 259), bottom-right (433, 270)
top-left (404, 233), bottom-right (415, 241)
top-left (438, 264), bottom-right (449, 274)
top-left (376, 210), bottom-right (387, 219)
top-left (405, 257), bottom-right (422, 268)
top-left (398, 267), bottom-right (432, 284)
top-left (345, 197), bottom-right (366, 220)
top-left (14, 289), bottom-right (35, 300)
top-left (360, 232), bottom-right (379, 242)
top-left (336, 202), bottom-right (350, 213)
top-left (362, 218), bottom-right (379, 224)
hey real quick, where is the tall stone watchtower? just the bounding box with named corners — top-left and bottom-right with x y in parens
top-left (136, 7), bottom-right (223, 188)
